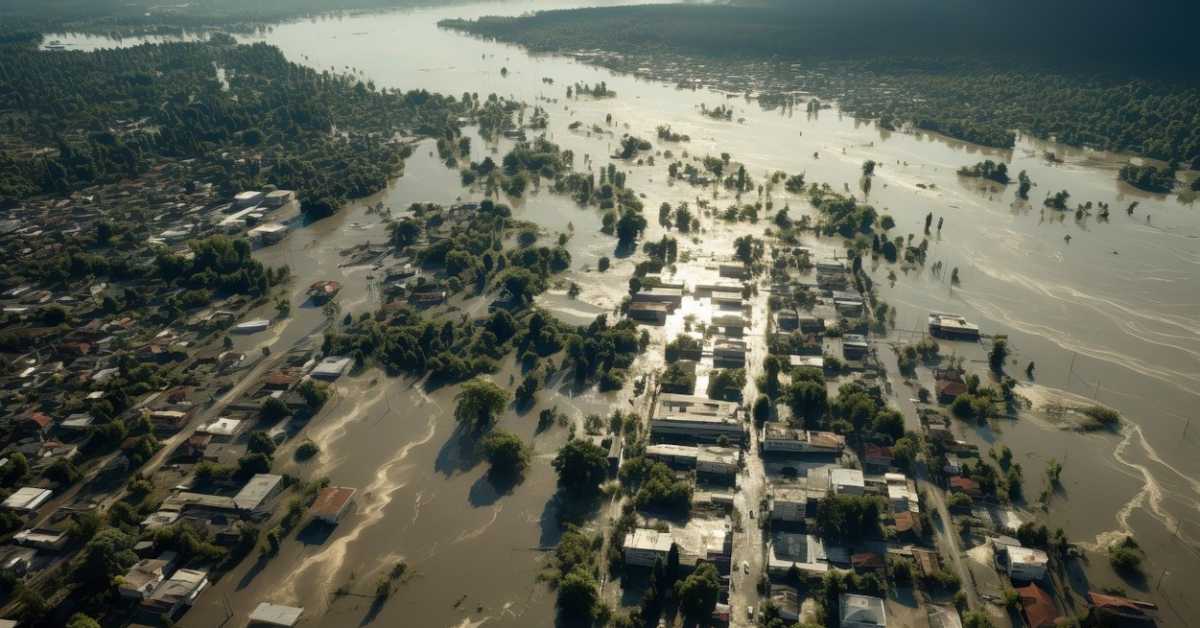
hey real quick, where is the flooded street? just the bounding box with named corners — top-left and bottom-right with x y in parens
top-left (54, 1), bottom-right (1200, 625)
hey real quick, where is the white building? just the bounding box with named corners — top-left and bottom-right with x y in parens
top-left (262, 190), bottom-right (296, 208)
top-left (311, 356), bottom-right (352, 381)
top-left (831, 468), bottom-right (865, 495)
top-left (248, 223), bottom-right (289, 245)
top-left (696, 448), bottom-right (739, 476)
top-left (770, 486), bottom-right (811, 523)
top-left (1005, 546), bottom-right (1049, 581)
top-left (623, 528), bottom-right (673, 567)
top-left (884, 473), bottom-right (919, 513)
top-left (2, 487), bottom-right (52, 512)
top-left (233, 191), bottom-right (264, 208)
top-left (119, 553), bottom-right (177, 600)
top-left (143, 568), bottom-right (208, 615)
top-left (840, 594), bottom-right (887, 628)
top-left (761, 425), bottom-right (846, 455)
top-left (768, 531), bottom-right (829, 577)
top-left (234, 474), bottom-right (284, 512)
top-left (250, 603), bottom-right (305, 627)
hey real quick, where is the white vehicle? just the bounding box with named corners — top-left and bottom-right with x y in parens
top-left (746, 605), bottom-right (755, 619)
top-left (742, 561), bottom-right (750, 574)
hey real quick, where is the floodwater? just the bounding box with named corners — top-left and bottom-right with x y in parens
top-left (54, 1), bottom-right (1200, 626)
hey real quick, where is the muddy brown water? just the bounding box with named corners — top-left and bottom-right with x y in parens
top-left (51, 1), bottom-right (1200, 625)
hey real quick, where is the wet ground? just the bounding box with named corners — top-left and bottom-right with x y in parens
top-left (50, 1), bottom-right (1200, 625)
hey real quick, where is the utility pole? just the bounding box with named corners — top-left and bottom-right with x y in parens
top-left (1066, 352), bottom-right (1076, 388)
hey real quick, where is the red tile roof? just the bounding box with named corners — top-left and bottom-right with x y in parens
top-left (310, 486), bottom-right (356, 521)
top-left (1018, 583), bottom-right (1060, 628)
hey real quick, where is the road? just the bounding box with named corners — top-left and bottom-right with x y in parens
top-left (727, 274), bottom-right (772, 626)
top-left (876, 338), bottom-right (980, 612)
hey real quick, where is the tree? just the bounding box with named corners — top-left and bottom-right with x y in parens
top-left (753, 395), bottom-right (771, 423)
top-left (785, 380), bottom-right (827, 426)
top-left (675, 562), bottom-right (720, 623)
top-left (558, 567), bottom-right (599, 622)
top-left (862, 160), bottom-right (876, 176)
top-left (260, 396), bottom-right (290, 421)
top-left (454, 378), bottom-right (510, 431)
top-left (482, 430), bottom-right (530, 475)
top-left (75, 528), bottom-right (137, 591)
top-left (1017, 170), bottom-right (1032, 199)
top-left (963, 610), bottom-right (995, 628)
top-left (552, 439), bottom-right (608, 496)
top-left (66, 613), bottom-right (102, 628)
top-left (988, 338), bottom-right (1009, 372)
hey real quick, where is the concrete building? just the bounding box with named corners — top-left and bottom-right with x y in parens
top-left (143, 568), bottom-right (208, 616)
top-left (311, 356), bottom-right (352, 381)
top-left (628, 302), bottom-right (670, 324)
top-left (233, 191), bottom-right (264, 208)
top-left (712, 339), bottom-right (747, 366)
top-left (631, 287), bottom-right (684, 309)
top-left (623, 528), bottom-right (673, 567)
top-left (1005, 546), bottom-right (1049, 581)
top-left (233, 474), bottom-right (284, 512)
top-left (250, 603), bottom-right (305, 627)
top-left (248, 223), bottom-right (289, 245)
top-left (928, 312), bottom-right (980, 340)
top-left (842, 334), bottom-right (870, 359)
top-left (2, 487), bottom-right (51, 512)
top-left (672, 518), bottom-right (732, 572)
top-left (13, 528), bottom-right (68, 550)
top-left (645, 444), bottom-right (739, 478)
top-left (310, 486), bottom-right (356, 524)
top-left (884, 473), bottom-right (919, 513)
top-left (119, 552), bottom-right (177, 600)
top-left (831, 468), bottom-right (866, 495)
top-left (840, 594), bottom-right (887, 628)
top-left (650, 413), bottom-right (746, 444)
top-left (768, 531), bottom-right (829, 577)
top-left (761, 425), bottom-right (846, 455)
top-left (262, 190), bottom-right (296, 208)
top-left (769, 486), bottom-right (812, 523)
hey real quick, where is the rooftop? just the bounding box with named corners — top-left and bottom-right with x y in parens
top-left (310, 486), bottom-right (356, 520)
top-left (249, 602), bottom-right (305, 627)
top-left (840, 593), bottom-right (887, 628)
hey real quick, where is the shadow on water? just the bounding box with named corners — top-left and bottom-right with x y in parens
top-left (468, 467), bottom-right (523, 507)
top-left (359, 595), bottom-right (388, 626)
top-left (434, 422), bottom-right (483, 476)
top-left (236, 552), bottom-right (274, 591)
top-left (297, 519), bottom-right (337, 546)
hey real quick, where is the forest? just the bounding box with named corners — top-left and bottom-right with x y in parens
top-left (0, 37), bottom-right (471, 216)
top-left (443, 2), bottom-right (1200, 166)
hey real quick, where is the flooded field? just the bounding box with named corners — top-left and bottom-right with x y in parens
top-left (53, 1), bottom-right (1200, 626)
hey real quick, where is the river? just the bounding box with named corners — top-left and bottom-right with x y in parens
top-left (50, 1), bottom-right (1200, 626)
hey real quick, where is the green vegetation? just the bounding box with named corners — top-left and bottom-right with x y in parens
top-left (665, 335), bottom-right (701, 362)
top-left (482, 429), bottom-right (532, 475)
top-left (816, 494), bottom-right (883, 542)
top-left (552, 438), bottom-right (609, 497)
top-left (706, 368), bottom-right (746, 401)
top-left (676, 562), bottom-right (720, 624)
top-left (1118, 163), bottom-right (1176, 193)
top-left (548, 528), bottom-right (602, 623)
top-left (295, 440), bottom-right (320, 461)
top-left (1080, 405), bottom-right (1121, 430)
top-left (957, 160), bottom-right (1010, 184)
top-left (0, 41), bottom-right (471, 215)
top-left (620, 458), bottom-right (691, 514)
top-left (454, 378), bottom-right (511, 432)
top-left (444, 4), bottom-right (1200, 164)
top-left (1108, 536), bottom-right (1143, 575)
